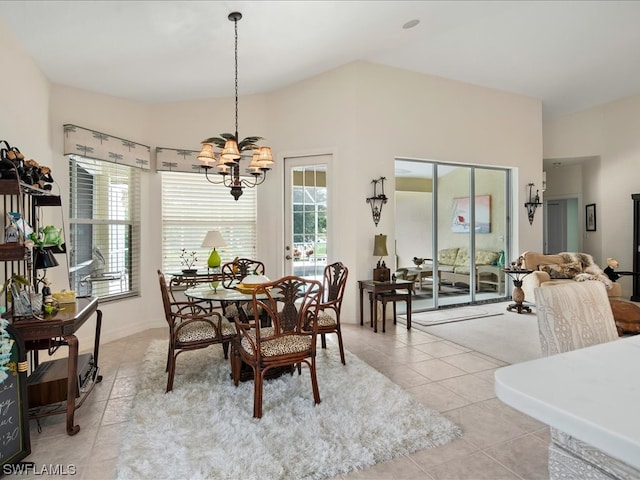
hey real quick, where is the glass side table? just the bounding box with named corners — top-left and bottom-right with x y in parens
top-left (503, 268), bottom-right (534, 314)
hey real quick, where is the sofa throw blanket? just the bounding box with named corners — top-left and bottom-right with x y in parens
top-left (552, 252), bottom-right (613, 290)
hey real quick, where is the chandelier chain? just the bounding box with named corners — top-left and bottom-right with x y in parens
top-left (234, 15), bottom-right (239, 139)
top-left (197, 11), bottom-right (273, 201)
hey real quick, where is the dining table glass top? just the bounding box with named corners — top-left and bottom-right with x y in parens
top-left (184, 283), bottom-right (267, 302)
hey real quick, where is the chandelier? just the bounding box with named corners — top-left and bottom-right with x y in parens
top-left (197, 11), bottom-right (274, 201)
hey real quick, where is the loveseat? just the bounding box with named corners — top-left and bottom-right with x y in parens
top-left (436, 247), bottom-right (502, 290)
top-left (520, 251), bottom-right (621, 304)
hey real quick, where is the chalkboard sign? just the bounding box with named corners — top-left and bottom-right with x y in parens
top-left (0, 320), bottom-right (30, 468)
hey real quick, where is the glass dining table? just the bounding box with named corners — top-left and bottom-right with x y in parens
top-left (184, 282), bottom-right (260, 304)
top-left (184, 282), bottom-right (278, 382)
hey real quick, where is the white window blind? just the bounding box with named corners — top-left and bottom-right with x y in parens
top-left (161, 172), bottom-right (257, 273)
top-left (68, 156), bottom-right (141, 300)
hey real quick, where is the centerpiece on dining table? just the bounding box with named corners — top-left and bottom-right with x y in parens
top-left (236, 274), bottom-right (270, 294)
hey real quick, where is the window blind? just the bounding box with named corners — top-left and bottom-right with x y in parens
top-left (68, 156), bottom-right (141, 300)
top-left (160, 171), bottom-right (257, 273)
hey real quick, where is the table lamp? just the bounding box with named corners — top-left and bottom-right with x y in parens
top-left (201, 230), bottom-right (226, 269)
top-left (373, 234), bottom-right (390, 281)
top-left (33, 248), bottom-right (59, 305)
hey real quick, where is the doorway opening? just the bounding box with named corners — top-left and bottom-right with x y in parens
top-left (544, 197), bottom-right (580, 253)
top-left (284, 155), bottom-right (330, 280)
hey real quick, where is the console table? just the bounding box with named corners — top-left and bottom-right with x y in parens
top-left (358, 279), bottom-right (413, 333)
top-left (10, 297), bottom-right (102, 435)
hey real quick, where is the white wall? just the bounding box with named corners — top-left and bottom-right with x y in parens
top-left (395, 191), bottom-right (432, 267)
top-left (0, 19), bottom-right (545, 346)
top-left (544, 93), bottom-right (640, 298)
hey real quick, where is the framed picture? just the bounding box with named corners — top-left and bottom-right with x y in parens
top-left (7, 212), bottom-right (33, 240)
top-left (451, 195), bottom-right (491, 233)
top-left (586, 203), bottom-right (596, 231)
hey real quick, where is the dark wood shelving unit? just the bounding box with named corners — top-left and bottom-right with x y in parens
top-left (1, 176), bottom-right (101, 436)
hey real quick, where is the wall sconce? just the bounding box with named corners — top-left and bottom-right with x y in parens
top-left (524, 183), bottom-right (542, 225)
top-left (366, 177), bottom-right (388, 227)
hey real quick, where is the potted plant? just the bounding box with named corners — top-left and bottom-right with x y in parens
top-left (180, 248), bottom-right (198, 274)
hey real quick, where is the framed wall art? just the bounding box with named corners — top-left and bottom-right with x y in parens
top-left (451, 195), bottom-right (491, 233)
top-left (586, 203), bottom-right (596, 231)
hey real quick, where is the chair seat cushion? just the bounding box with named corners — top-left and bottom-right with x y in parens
top-left (240, 327), bottom-right (312, 357)
top-left (177, 320), bottom-right (235, 343)
top-left (317, 311), bottom-right (336, 328)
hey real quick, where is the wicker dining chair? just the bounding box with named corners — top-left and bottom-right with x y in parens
top-left (221, 258), bottom-right (266, 288)
top-left (158, 270), bottom-right (236, 392)
top-left (232, 275), bottom-right (323, 418)
top-left (316, 262), bottom-right (349, 364)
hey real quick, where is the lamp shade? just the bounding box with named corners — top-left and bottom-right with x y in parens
top-left (373, 234), bottom-right (388, 257)
top-left (221, 139), bottom-right (241, 163)
top-left (201, 231), bottom-right (226, 249)
top-left (197, 143), bottom-right (216, 165)
top-left (256, 146), bottom-right (274, 168)
top-left (201, 231), bottom-right (226, 269)
top-left (34, 248), bottom-right (59, 270)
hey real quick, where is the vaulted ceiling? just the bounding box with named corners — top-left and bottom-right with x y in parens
top-left (1, 1), bottom-right (639, 121)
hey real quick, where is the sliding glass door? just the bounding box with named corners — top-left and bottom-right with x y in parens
top-left (437, 165), bottom-right (473, 306)
top-left (395, 159), bottom-right (509, 311)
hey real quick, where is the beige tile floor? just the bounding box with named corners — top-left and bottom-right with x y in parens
top-left (11, 314), bottom-right (550, 480)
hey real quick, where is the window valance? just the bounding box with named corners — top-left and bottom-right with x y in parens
top-left (63, 124), bottom-right (151, 170)
top-left (155, 147), bottom-right (202, 173)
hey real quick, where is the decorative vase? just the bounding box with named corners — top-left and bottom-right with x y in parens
top-left (512, 280), bottom-right (525, 303)
top-left (181, 269), bottom-right (197, 275)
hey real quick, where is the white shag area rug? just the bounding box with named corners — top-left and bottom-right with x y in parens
top-left (400, 306), bottom-right (503, 326)
top-left (116, 340), bottom-right (462, 480)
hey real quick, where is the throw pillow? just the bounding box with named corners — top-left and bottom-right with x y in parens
top-left (538, 262), bottom-right (583, 279)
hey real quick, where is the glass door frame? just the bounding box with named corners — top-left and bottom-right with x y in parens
top-left (283, 154), bottom-right (331, 280)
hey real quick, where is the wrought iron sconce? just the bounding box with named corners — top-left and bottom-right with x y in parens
top-left (524, 183), bottom-right (542, 225)
top-left (366, 177), bottom-right (388, 226)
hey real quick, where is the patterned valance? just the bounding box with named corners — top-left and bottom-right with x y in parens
top-left (155, 147), bottom-right (203, 173)
top-left (155, 147), bottom-right (256, 177)
top-left (63, 124), bottom-right (151, 170)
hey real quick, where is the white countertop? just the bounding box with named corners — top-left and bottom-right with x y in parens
top-left (494, 335), bottom-right (640, 469)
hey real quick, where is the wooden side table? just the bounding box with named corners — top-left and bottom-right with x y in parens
top-left (503, 268), bottom-right (533, 314)
top-left (358, 279), bottom-right (413, 332)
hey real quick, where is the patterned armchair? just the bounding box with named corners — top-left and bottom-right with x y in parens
top-left (220, 258), bottom-right (266, 320)
top-left (232, 276), bottom-right (323, 418)
top-left (221, 258), bottom-right (265, 288)
top-left (158, 270), bottom-right (236, 392)
top-left (315, 262), bottom-right (349, 364)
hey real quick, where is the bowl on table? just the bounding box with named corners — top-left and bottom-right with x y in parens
top-left (236, 275), bottom-right (270, 294)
